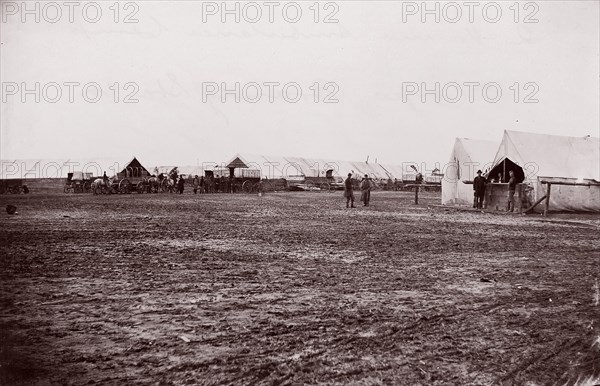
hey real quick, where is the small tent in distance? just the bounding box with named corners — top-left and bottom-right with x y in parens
top-left (442, 138), bottom-right (499, 206)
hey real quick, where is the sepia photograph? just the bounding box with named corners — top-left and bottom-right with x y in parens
top-left (1, 1), bottom-right (599, 384)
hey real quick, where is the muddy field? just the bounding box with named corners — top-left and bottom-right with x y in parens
top-left (0, 191), bottom-right (599, 385)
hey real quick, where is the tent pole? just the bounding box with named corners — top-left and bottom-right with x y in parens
top-left (524, 195), bottom-right (547, 213)
top-left (543, 183), bottom-right (552, 217)
top-left (503, 159), bottom-right (506, 182)
top-left (518, 183), bottom-right (522, 214)
top-left (414, 185), bottom-right (419, 205)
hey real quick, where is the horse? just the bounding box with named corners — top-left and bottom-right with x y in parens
top-left (164, 177), bottom-right (176, 193)
top-left (158, 173), bottom-right (176, 193)
top-left (91, 178), bottom-right (113, 195)
top-left (146, 176), bottom-right (161, 193)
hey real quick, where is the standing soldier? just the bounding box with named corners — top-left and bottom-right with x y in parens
top-left (229, 175), bottom-right (235, 193)
top-left (344, 173), bottom-right (355, 208)
top-left (507, 170), bottom-right (517, 212)
top-left (360, 174), bottom-right (372, 207)
top-left (177, 175), bottom-right (185, 195)
top-left (220, 175), bottom-right (226, 193)
top-left (214, 175), bottom-right (220, 193)
top-left (208, 175), bottom-right (215, 193)
top-left (102, 171), bottom-right (110, 192)
top-left (200, 176), bottom-right (205, 194)
top-left (193, 175), bottom-right (200, 194)
top-left (473, 170), bottom-right (486, 209)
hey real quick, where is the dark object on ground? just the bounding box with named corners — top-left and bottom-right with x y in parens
top-left (6, 205), bottom-right (17, 214)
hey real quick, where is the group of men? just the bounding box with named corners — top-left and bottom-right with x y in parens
top-left (344, 173), bottom-right (373, 208)
top-left (188, 175), bottom-right (236, 194)
top-left (165, 167), bottom-right (236, 194)
top-left (167, 169), bottom-right (186, 194)
top-left (473, 169), bottom-right (517, 211)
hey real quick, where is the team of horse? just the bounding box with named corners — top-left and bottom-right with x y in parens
top-left (90, 178), bottom-right (115, 195)
top-left (90, 174), bottom-right (177, 195)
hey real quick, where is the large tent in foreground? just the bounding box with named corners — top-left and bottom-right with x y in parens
top-left (488, 130), bottom-right (600, 212)
top-left (441, 138), bottom-right (499, 205)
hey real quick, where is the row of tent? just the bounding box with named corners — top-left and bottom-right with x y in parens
top-left (2, 130), bottom-right (597, 212)
top-left (442, 130), bottom-right (600, 212)
top-left (219, 154), bottom-right (442, 183)
top-left (0, 156), bottom-right (437, 183)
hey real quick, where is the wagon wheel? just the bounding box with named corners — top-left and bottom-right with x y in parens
top-left (160, 179), bottom-right (168, 193)
top-left (64, 185), bottom-right (71, 194)
top-left (136, 181), bottom-right (145, 194)
top-left (96, 183), bottom-right (108, 195)
top-left (83, 181), bottom-right (91, 193)
top-left (242, 180), bottom-right (253, 193)
top-left (261, 180), bottom-right (274, 193)
top-left (232, 181), bottom-right (242, 193)
top-left (119, 179), bottom-right (132, 194)
top-left (74, 183), bottom-right (83, 194)
top-left (320, 182), bottom-right (331, 192)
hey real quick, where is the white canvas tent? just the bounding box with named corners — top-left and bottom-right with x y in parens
top-left (226, 153), bottom-right (398, 182)
top-left (442, 138), bottom-right (499, 205)
top-left (488, 130), bottom-right (600, 212)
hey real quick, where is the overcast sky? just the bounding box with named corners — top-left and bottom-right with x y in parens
top-left (1, 0), bottom-right (598, 168)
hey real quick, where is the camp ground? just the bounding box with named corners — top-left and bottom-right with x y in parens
top-left (0, 131), bottom-right (598, 385)
top-left (3, 2), bottom-right (598, 382)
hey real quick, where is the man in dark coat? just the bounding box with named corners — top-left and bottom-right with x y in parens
top-left (192, 175), bottom-right (199, 194)
top-left (344, 173), bottom-right (355, 208)
top-left (229, 175), bottom-right (235, 193)
top-left (214, 175), bottom-right (220, 193)
top-left (177, 176), bottom-right (185, 194)
top-left (220, 175), bottom-right (227, 193)
top-left (473, 170), bottom-right (486, 209)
